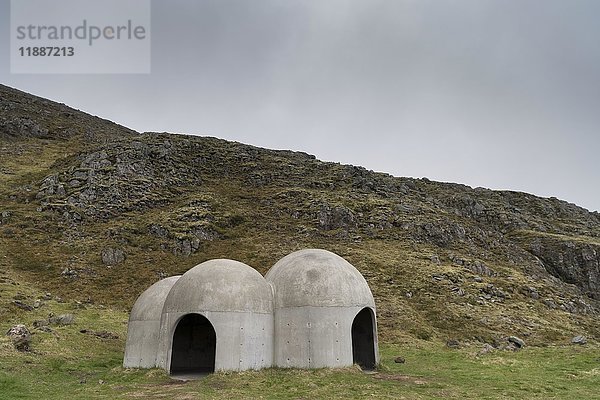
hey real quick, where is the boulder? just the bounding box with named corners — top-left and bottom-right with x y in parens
top-left (528, 237), bottom-right (600, 300)
top-left (571, 335), bottom-right (587, 345)
top-left (6, 324), bottom-right (32, 351)
top-left (508, 336), bottom-right (525, 349)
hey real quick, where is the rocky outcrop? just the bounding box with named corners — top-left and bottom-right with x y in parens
top-left (3, 83), bottom-right (600, 343)
top-left (526, 235), bottom-right (600, 299)
top-left (36, 139), bottom-right (200, 220)
top-left (0, 117), bottom-right (48, 138)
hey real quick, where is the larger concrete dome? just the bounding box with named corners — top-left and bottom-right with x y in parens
top-left (163, 259), bottom-right (273, 314)
top-left (157, 259), bottom-right (274, 373)
top-left (266, 249), bottom-right (374, 308)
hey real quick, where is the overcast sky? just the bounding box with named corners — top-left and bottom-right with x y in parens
top-left (1, 0), bottom-right (599, 211)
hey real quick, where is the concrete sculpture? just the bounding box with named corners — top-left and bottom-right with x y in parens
top-left (123, 249), bottom-right (378, 374)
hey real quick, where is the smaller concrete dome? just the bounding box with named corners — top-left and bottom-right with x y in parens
top-left (129, 276), bottom-right (181, 322)
top-left (266, 249), bottom-right (375, 308)
top-left (124, 275), bottom-right (181, 369)
top-left (163, 259), bottom-right (273, 314)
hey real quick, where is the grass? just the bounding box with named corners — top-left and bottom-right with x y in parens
top-left (1, 271), bottom-right (597, 399)
top-left (0, 331), bottom-right (598, 400)
top-left (508, 229), bottom-right (600, 246)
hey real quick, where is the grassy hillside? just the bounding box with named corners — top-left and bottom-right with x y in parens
top-left (1, 84), bottom-right (599, 398)
top-left (0, 276), bottom-right (598, 399)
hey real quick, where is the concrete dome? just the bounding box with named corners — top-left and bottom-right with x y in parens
top-left (129, 276), bottom-right (181, 322)
top-left (157, 259), bottom-right (274, 372)
top-left (124, 275), bottom-right (181, 369)
top-left (126, 251), bottom-right (377, 373)
top-left (266, 249), bottom-right (374, 308)
top-left (163, 259), bottom-right (273, 314)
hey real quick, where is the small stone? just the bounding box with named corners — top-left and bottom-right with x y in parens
top-left (571, 335), bottom-right (587, 345)
top-left (477, 343), bottom-right (495, 356)
top-left (61, 268), bottom-right (78, 278)
top-left (528, 287), bottom-right (539, 300)
top-left (508, 336), bottom-right (525, 348)
top-left (56, 185), bottom-right (66, 197)
top-left (543, 298), bottom-right (556, 309)
top-left (446, 339), bottom-right (460, 348)
top-left (394, 356), bottom-right (405, 364)
top-left (80, 329), bottom-right (119, 340)
top-left (33, 320), bottom-right (49, 328)
top-left (12, 300), bottom-right (33, 311)
top-left (49, 313), bottom-right (74, 325)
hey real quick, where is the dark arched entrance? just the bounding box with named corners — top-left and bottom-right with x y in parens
top-left (352, 307), bottom-right (376, 370)
top-left (170, 314), bottom-right (216, 374)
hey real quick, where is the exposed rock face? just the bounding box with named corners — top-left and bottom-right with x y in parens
top-left (528, 237), bottom-right (600, 299)
top-left (0, 117), bottom-right (48, 138)
top-left (2, 83), bottom-right (600, 343)
top-left (36, 140), bottom-right (196, 220)
top-left (6, 324), bottom-right (32, 351)
top-left (317, 204), bottom-right (356, 231)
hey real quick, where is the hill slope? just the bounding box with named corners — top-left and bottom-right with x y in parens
top-left (1, 84), bottom-right (598, 346)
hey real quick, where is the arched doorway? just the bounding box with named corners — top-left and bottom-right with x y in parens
top-left (351, 307), bottom-right (376, 370)
top-left (170, 314), bottom-right (216, 374)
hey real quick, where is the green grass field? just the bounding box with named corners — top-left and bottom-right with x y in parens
top-left (1, 313), bottom-right (598, 400)
top-left (1, 343), bottom-right (598, 400)
top-left (0, 270), bottom-right (598, 400)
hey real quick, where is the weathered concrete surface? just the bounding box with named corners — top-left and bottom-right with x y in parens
top-left (123, 276), bottom-right (180, 368)
top-left (266, 249), bottom-right (375, 308)
top-left (124, 251), bottom-right (379, 373)
top-left (157, 311), bottom-right (273, 372)
top-left (156, 259), bottom-right (273, 372)
top-left (267, 249), bottom-right (379, 369)
top-left (161, 259), bottom-right (272, 314)
top-left (272, 306), bottom-right (375, 368)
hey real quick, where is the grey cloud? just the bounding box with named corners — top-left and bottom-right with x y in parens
top-left (0, 0), bottom-right (598, 210)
